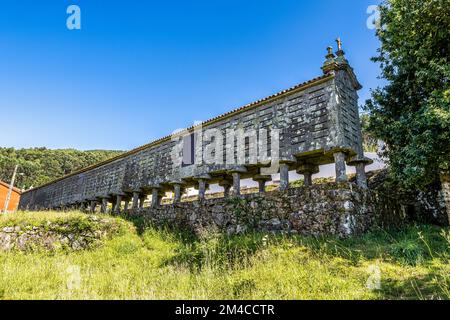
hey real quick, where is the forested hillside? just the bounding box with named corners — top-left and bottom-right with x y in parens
top-left (0, 148), bottom-right (124, 190)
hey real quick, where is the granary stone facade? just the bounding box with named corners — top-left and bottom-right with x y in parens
top-left (19, 41), bottom-right (383, 234)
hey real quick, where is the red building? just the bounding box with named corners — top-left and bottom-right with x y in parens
top-left (0, 180), bottom-right (22, 212)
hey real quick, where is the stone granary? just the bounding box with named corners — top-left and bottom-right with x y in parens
top-left (19, 41), bottom-right (386, 235)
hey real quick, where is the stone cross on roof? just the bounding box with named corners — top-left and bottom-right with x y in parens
top-left (336, 37), bottom-right (343, 51)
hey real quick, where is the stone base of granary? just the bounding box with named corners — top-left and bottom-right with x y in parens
top-left (129, 183), bottom-right (407, 238)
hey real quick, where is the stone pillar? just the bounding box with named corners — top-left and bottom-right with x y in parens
top-left (89, 200), bottom-right (97, 213)
top-left (172, 184), bottom-right (182, 203)
top-left (139, 195), bottom-right (146, 208)
top-left (151, 187), bottom-right (162, 208)
top-left (278, 158), bottom-right (296, 191)
top-left (110, 198), bottom-right (116, 214)
top-left (258, 180), bottom-right (265, 193)
top-left (100, 198), bottom-right (108, 214)
top-left (232, 173), bottom-right (241, 196)
top-left (333, 152), bottom-right (348, 183)
top-left (194, 174), bottom-right (211, 201)
top-left (296, 163), bottom-right (320, 187)
top-left (114, 194), bottom-right (123, 214)
top-left (123, 200), bottom-right (129, 211)
top-left (253, 175), bottom-right (272, 193)
top-left (170, 181), bottom-right (185, 204)
top-left (229, 167), bottom-right (247, 196)
top-left (279, 164), bottom-right (290, 191)
top-left (304, 173), bottom-right (313, 186)
top-left (132, 191), bottom-right (140, 209)
top-left (198, 179), bottom-right (207, 201)
top-left (355, 163), bottom-right (368, 188)
top-left (223, 184), bottom-right (231, 197)
top-left (347, 156), bottom-right (373, 189)
top-left (219, 180), bottom-right (232, 198)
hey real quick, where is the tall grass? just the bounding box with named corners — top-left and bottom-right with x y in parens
top-left (0, 211), bottom-right (448, 300)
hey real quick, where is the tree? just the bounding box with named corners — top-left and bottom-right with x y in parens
top-left (365, 0), bottom-right (450, 189)
top-left (360, 114), bottom-right (379, 153)
top-left (0, 148), bottom-right (123, 190)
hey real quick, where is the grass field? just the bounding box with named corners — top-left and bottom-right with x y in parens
top-left (0, 211), bottom-right (449, 300)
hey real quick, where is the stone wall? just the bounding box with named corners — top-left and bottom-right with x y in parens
top-left (129, 183), bottom-right (406, 238)
top-left (0, 215), bottom-right (121, 252)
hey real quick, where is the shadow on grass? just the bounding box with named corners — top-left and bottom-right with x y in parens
top-left (317, 224), bottom-right (449, 266)
top-left (116, 212), bottom-right (449, 280)
top-left (380, 259), bottom-right (450, 300)
top-left (114, 212), bottom-right (274, 272)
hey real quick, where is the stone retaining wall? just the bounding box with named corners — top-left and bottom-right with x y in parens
top-left (0, 216), bottom-right (119, 252)
top-left (129, 183), bottom-right (406, 237)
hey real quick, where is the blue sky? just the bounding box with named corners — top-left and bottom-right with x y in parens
top-left (0, 0), bottom-right (382, 151)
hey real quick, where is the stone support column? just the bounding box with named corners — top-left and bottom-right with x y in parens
top-left (333, 152), bottom-right (348, 183)
top-left (114, 194), bottom-right (123, 214)
top-left (304, 172), bottom-right (313, 186)
top-left (355, 163), bottom-right (368, 188)
top-left (347, 156), bottom-right (373, 189)
top-left (132, 191), bottom-right (140, 209)
top-left (223, 184), bottom-right (231, 197)
top-left (198, 179), bottom-right (207, 200)
top-left (100, 198), bottom-right (108, 214)
top-left (258, 180), bottom-right (266, 193)
top-left (279, 163), bottom-right (290, 191)
top-left (170, 180), bottom-right (186, 204)
top-left (278, 157), bottom-right (296, 191)
top-left (110, 198), bottom-right (116, 214)
top-left (195, 174), bottom-right (211, 201)
top-left (219, 180), bottom-right (232, 198)
top-left (229, 167), bottom-right (247, 196)
top-left (232, 173), bottom-right (241, 196)
top-left (296, 163), bottom-right (320, 187)
top-left (151, 187), bottom-right (162, 208)
top-left (89, 200), bottom-right (97, 213)
top-left (139, 195), bottom-right (146, 208)
top-left (174, 184), bottom-right (182, 203)
top-left (253, 175), bottom-right (272, 193)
